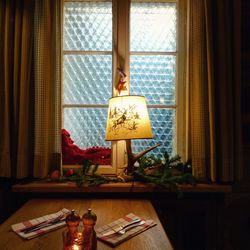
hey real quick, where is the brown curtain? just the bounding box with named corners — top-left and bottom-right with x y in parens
top-left (187, 0), bottom-right (242, 182)
top-left (33, 0), bottom-right (61, 177)
top-left (0, 0), bottom-right (34, 177)
top-left (0, 0), bottom-right (61, 178)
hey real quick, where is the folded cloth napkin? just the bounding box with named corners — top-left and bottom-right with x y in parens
top-left (11, 208), bottom-right (70, 240)
top-left (96, 213), bottom-right (156, 247)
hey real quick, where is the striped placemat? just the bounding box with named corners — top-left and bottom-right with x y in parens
top-left (11, 208), bottom-right (70, 240)
top-left (96, 213), bottom-right (156, 247)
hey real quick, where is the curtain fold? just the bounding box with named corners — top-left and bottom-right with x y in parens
top-left (33, 0), bottom-right (62, 177)
top-left (187, 0), bottom-right (215, 181)
top-left (213, 0), bottom-right (242, 181)
top-left (0, 0), bottom-right (34, 178)
top-left (187, 0), bottom-right (242, 182)
top-left (0, 0), bottom-right (61, 178)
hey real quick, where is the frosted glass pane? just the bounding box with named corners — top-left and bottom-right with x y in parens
top-left (64, 1), bottom-right (112, 51)
top-left (131, 2), bottom-right (176, 52)
top-left (63, 55), bottom-right (112, 105)
top-left (63, 108), bottom-right (110, 149)
top-left (132, 108), bottom-right (176, 158)
top-left (130, 55), bottom-right (176, 105)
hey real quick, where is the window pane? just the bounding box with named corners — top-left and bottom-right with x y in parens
top-left (130, 2), bottom-right (176, 52)
top-left (63, 55), bottom-right (112, 105)
top-left (130, 55), bottom-right (176, 105)
top-left (64, 108), bottom-right (110, 149)
top-left (64, 1), bottom-right (112, 51)
top-left (132, 108), bottom-right (176, 157)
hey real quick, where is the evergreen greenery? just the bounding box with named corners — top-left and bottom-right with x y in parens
top-left (134, 153), bottom-right (196, 191)
top-left (60, 153), bottom-right (196, 190)
top-left (61, 160), bottom-right (120, 186)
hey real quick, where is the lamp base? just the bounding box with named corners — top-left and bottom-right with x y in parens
top-left (118, 172), bottom-right (135, 182)
top-left (125, 139), bottom-right (160, 175)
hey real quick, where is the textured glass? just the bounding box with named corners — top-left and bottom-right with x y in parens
top-left (130, 55), bottom-right (176, 105)
top-left (131, 2), bottom-right (176, 52)
top-left (63, 55), bottom-right (112, 105)
top-left (64, 2), bottom-right (112, 51)
top-left (64, 108), bottom-right (111, 149)
top-left (132, 108), bottom-right (176, 158)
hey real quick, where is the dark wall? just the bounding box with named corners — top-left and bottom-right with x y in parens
top-left (0, 178), bottom-right (26, 224)
top-left (242, 0), bottom-right (250, 182)
top-left (202, 2), bottom-right (250, 250)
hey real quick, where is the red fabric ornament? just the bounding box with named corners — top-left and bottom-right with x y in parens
top-left (62, 129), bottom-right (111, 165)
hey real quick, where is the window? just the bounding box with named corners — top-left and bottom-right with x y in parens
top-left (62, 0), bottom-right (186, 175)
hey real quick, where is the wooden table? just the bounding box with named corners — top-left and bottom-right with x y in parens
top-left (0, 199), bottom-right (173, 250)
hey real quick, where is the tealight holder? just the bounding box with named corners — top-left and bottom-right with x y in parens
top-left (62, 210), bottom-right (82, 250)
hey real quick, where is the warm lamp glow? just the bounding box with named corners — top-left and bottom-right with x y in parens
top-left (105, 95), bottom-right (160, 175)
top-left (105, 95), bottom-right (153, 141)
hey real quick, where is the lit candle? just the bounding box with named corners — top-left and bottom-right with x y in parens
top-left (72, 245), bottom-right (79, 250)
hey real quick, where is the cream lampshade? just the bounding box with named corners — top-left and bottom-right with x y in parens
top-left (105, 95), bottom-right (153, 140)
top-left (105, 95), bottom-right (160, 175)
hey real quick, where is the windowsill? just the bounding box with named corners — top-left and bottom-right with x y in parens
top-left (12, 180), bottom-right (232, 193)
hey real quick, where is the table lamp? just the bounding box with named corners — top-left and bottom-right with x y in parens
top-left (105, 95), bottom-right (160, 175)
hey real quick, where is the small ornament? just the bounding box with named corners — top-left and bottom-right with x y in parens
top-left (49, 169), bottom-right (60, 180)
top-left (63, 210), bottom-right (81, 250)
top-left (82, 209), bottom-right (97, 250)
top-left (65, 168), bottom-right (75, 177)
top-left (116, 67), bottom-right (127, 94)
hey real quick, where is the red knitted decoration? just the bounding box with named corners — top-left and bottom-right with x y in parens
top-left (62, 129), bottom-right (111, 165)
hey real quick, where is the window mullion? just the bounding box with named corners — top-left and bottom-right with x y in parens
top-left (130, 51), bottom-right (177, 56)
top-left (176, 0), bottom-right (187, 160)
top-left (63, 51), bottom-right (112, 55)
top-left (112, 0), bottom-right (130, 174)
top-left (63, 104), bottom-right (108, 108)
top-left (114, 0), bottom-right (130, 96)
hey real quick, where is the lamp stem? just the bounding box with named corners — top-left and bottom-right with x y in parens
top-left (125, 139), bottom-right (133, 174)
top-left (125, 139), bottom-right (160, 174)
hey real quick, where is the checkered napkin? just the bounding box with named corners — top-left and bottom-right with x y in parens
top-left (96, 213), bottom-right (156, 247)
top-left (11, 208), bottom-right (70, 240)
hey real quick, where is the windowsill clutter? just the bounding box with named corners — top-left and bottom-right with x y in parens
top-left (13, 129), bottom-right (232, 194)
top-left (55, 137), bottom-right (199, 193)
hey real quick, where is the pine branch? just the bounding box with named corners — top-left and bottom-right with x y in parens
top-left (134, 152), bottom-right (196, 191)
top-left (58, 152), bottom-right (196, 193)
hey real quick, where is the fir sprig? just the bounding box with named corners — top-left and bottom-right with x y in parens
top-left (133, 152), bottom-right (196, 190)
top-left (61, 160), bottom-right (120, 186)
top-left (59, 153), bottom-right (196, 191)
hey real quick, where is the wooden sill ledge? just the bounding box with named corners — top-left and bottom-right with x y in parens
top-left (12, 180), bottom-right (232, 193)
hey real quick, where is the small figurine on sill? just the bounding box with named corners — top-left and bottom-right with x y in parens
top-left (82, 209), bottom-right (97, 250)
top-left (63, 210), bottom-right (82, 250)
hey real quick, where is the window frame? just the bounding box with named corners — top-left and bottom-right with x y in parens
top-left (61, 0), bottom-right (187, 175)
